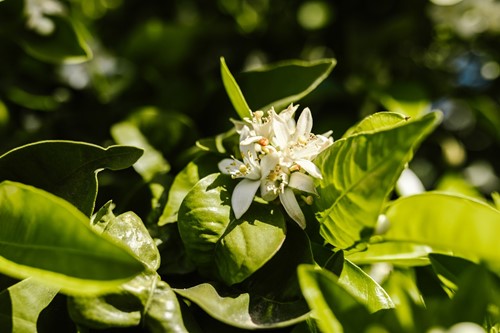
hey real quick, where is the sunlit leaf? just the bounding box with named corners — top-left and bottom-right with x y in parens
top-left (314, 112), bottom-right (441, 249)
top-left (0, 278), bottom-right (58, 333)
top-left (174, 282), bottom-right (308, 329)
top-left (383, 192), bottom-right (500, 274)
top-left (346, 242), bottom-right (434, 266)
top-left (0, 141), bottom-right (143, 216)
top-left (239, 58), bottom-right (336, 112)
top-left (342, 112), bottom-right (408, 138)
top-left (220, 57), bottom-right (252, 119)
top-left (338, 259), bottom-right (394, 312)
top-left (298, 264), bottom-right (371, 333)
top-left (0, 181), bottom-right (145, 295)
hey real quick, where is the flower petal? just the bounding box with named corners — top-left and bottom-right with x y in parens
top-left (272, 116), bottom-right (290, 150)
top-left (295, 107), bottom-right (313, 139)
top-left (260, 179), bottom-right (279, 201)
top-left (295, 159), bottom-right (322, 179)
top-left (288, 172), bottom-right (318, 195)
top-left (232, 178), bottom-right (260, 219)
top-left (279, 188), bottom-right (306, 229)
top-left (218, 158), bottom-right (243, 176)
top-left (260, 152), bottom-right (280, 177)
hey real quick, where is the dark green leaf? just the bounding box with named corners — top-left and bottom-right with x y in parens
top-left (239, 58), bottom-right (336, 112)
top-left (220, 57), bottom-right (252, 119)
top-left (383, 192), bottom-right (500, 275)
top-left (313, 112), bottom-right (441, 249)
top-left (0, 278), bottom-right (58, 333)
top-left (429, 254), bottom-right (476, 295)
top-left (0, 141), bottom-right (143, 216)
top-left (0, 181), bottom-right (145, 295)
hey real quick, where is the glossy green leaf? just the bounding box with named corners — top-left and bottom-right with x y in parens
top-left (215, 202), bottom-right (286, 285)
top-left (346, 242), bottom-right (434, 266)
top-left (0, 181), bottom-right (145, 295)
top-left (144, 280), bottom-right (191, 333)
top-left (0, 141), bottom-right (143, 216)
top-left (298, 264), bottom-right (371, 333)
top-left (159, 153), bottom-right (220, 226)
top-left (174, 282), bottom-right (309, 329)
top-left (111, 122), bottom-right (170, 182)
top-left (18, 15), bottom-right (92, 63)
top-left (177, 173), bottom-right (233, 274)
top-left (178, 173), bottom-right (286, 284)
top-left (313, 112), bottom-right (441, 249)
top-left (238, 58), bottom-right (336, 112)
top-left (220, 57), bottom-right (252, 119)
top-left (338, 259), bottom-right (394, 312)
top-left (383, 192), bottom-right (500, 274)
top-left (0, 278), bottom-right (58, 333)
top-left (342, 112), bottom-right (408, 138)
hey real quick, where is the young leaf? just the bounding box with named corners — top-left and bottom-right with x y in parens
top-left (0, 181), bottom-right (145, 295)
top-left (174, 282), bottom-right (309, 329)
top-left (238, 58), bottom-right (336, 112)
top-left (313, 112), bottom-right (441, 249)
top-left (0, 141), bottom-right (143, 216)
top-left (298, 264), bottom-right (372, 333)
top-left (346, 242), bottom-right (434, 267)
top-left (383, 192), bottom-right (500, 275)
top-left (0, 278), bottom-right (58, 332)
top-left (220, 57), bottom-right (252, 119)
top-left (342, 112), bottom-right (408, 138)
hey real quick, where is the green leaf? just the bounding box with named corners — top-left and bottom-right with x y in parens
top-left (159, 153), bottom-right (220, 226)
top-left (238, 58), bottom-right (336, 112)
top-left (429, 254), bottom-right (476, 296)
top-left (338, 259), bottom-right (394, 312)
top-left (178, 173), bottom-right (286, 284)
top-left (342, 112), bottom-right (409, 138)
top-left (220, 57), bottom-right (252, 119)
top-left (0, 278), bottom-right (58, 333)
top-left (0, 181), bottom-right (145, 295)
top-left (298, 264), bottom-right (371, 333)
top-left (346, 242), bottom-right (434, 266)
top-left (313, 112), bottom-right (441, 249)
top-left (0, 141), bottom-right (143, 216)
top-left (18, 15), bottom-right (92, 63)
top-left (174, 282), bottom-right (309, 329)
top-left (383, 192), bottom-right (500, 275)
top-left (144, 280), bottom-right (191, 333)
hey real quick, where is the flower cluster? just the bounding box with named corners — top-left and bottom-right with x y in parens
top-left (218, 104), bottom-right (333, 228)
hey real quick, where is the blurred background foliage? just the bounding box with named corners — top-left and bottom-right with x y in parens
top-left (0, 0), bottom-right (499, 212)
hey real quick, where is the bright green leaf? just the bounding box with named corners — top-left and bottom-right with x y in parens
top-left (0, 140), bottom-right (143, 217)
top-left (346, 242), bottom-right (434, 266)
top-left (0, 181), bottom-right (145, 295)
top-left (220, 57), bottom-right (252, 119)
top-left (18, 15), bottom-right (92, 63)
top-left (238, 58), bottom-right (336, 112)
top-left (383, 192), bottom-right (500, 274)
top-left (338, 259), bottom-right (394, 312)
top-left (342, 112), bottom-right (409, 138)
top-left (298, 264), bottom-right (371, 333)
top-left (314, 112), bottom-right (441, 249)
top-left (174, 282), bottom-right (308, 329)
top-left (0, 278), bottom-right (58, 333)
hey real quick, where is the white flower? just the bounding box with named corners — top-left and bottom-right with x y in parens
top-left (219, 104), bottom-right (333, 228)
